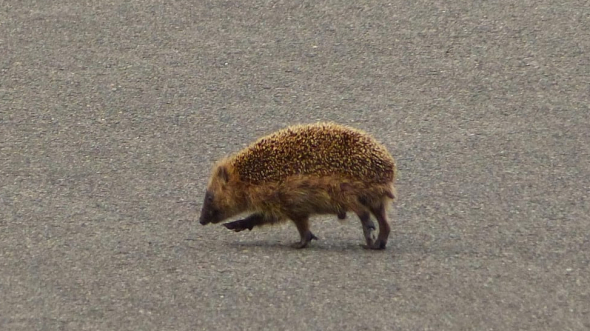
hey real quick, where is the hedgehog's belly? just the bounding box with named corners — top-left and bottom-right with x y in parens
top-left (278, 192), bottom-right (344, 217)
top-left (272, 176), bottom-right (361, 217)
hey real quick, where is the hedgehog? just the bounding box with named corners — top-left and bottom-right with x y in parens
top-left (198, 122), bottom-right (396, 250)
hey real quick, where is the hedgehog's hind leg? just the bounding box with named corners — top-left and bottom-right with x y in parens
top-left (367, 203), bottom-right (390, 250)
top-left (356, 211), bottom-right (376, 247)
top-left (223, 213), bottom-right (277, 232)
top-left (290, 216), bottom-right (318, 249)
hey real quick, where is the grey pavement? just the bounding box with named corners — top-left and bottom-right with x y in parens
top-left (1, 0), bottom-right (589, 330)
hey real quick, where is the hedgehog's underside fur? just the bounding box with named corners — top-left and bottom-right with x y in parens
top-left (199, 122), bottom-right (396, 250)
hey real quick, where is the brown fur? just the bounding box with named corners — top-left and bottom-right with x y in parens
top-left (199, 122), bottom-right (396, 249)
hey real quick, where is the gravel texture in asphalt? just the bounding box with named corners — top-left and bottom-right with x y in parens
top-left (1, 1), bottom-right (589, 330)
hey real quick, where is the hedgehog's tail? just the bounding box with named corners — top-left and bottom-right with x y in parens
top-left (384, 183), bottom-right (396, 201)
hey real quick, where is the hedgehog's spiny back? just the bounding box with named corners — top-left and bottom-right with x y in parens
top-left (230, 123), bottom-right (395, 184)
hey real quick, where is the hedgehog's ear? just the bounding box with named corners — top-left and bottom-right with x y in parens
top-left (216, 165), bottom-right (229, 183)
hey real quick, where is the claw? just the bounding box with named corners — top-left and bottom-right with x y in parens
top-left (370, 238), bottom-right (387, 250)
top-left (292, 231), bottom-right (318, 249)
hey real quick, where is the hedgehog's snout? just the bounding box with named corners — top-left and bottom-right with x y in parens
top-left (199, 191), bottom-right (217, 225)
top-left (199, 206), bottom-right (222, 225)
top-left (199, 214), bottom-right (210, 225)
top-left (198, 204), bottom-right (212, 225)
top-left (199, 207), bottom-right (216, 225)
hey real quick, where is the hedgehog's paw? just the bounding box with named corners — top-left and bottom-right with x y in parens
top-left (362, 223), bottom-right (376, 247)
top-left (361, 237), bottom-right (387, 250)
top-left (369, 238), bottom-right (387, 250)
top-left (223, 219), bottom-right (253, 232)
top-left (292, 232), bottom-right (318, 249)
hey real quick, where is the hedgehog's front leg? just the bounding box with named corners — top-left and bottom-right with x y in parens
top-left (223, 213), bottom-right (272, 232)
top-left (291, 216), bottom-right (318, 249)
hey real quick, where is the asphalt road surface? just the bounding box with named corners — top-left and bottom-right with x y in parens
top-left (1, 1), bottom-right (589, 330)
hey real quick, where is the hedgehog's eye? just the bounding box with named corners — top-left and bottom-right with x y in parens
top-left (205, 191), bottom-right (214, 203)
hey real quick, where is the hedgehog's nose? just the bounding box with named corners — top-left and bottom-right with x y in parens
top-left (199, 207), bottom-right (211, 225)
